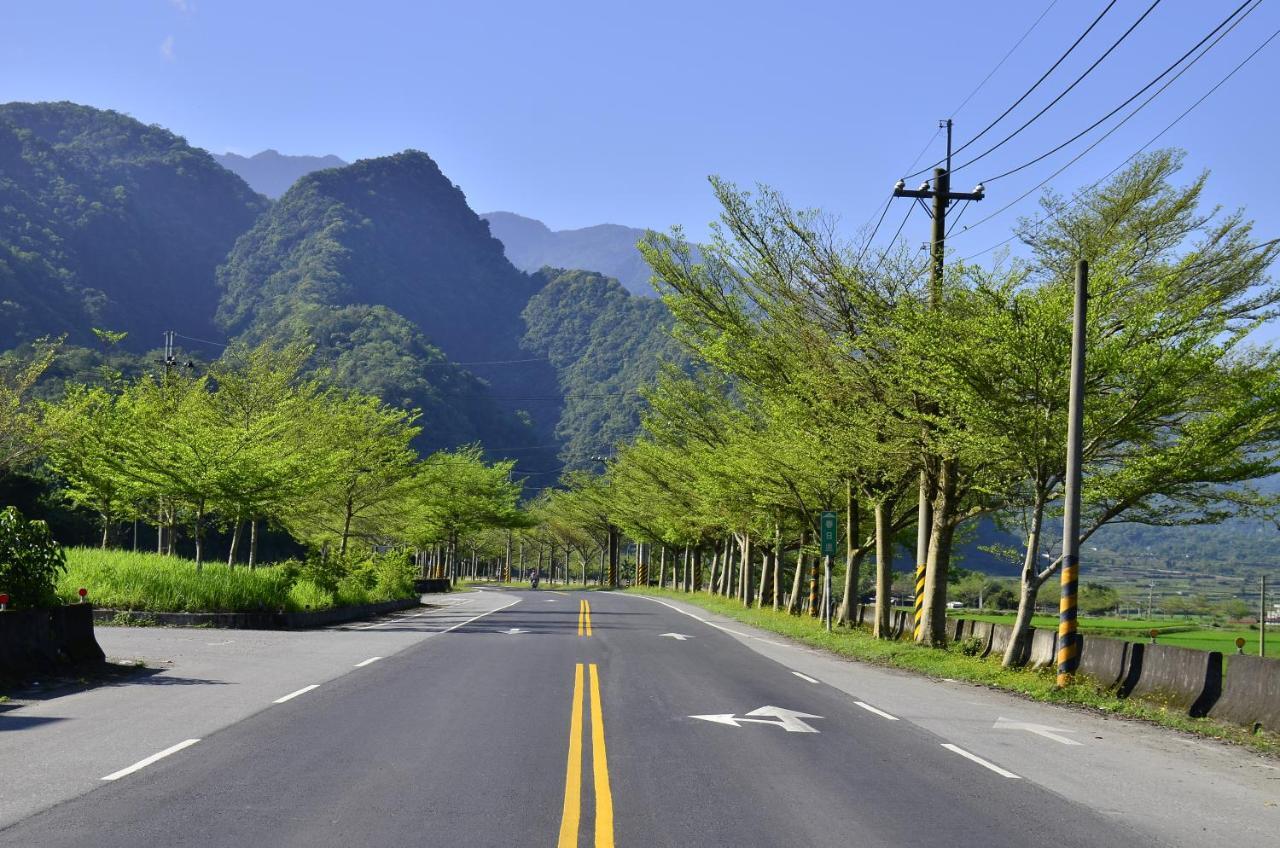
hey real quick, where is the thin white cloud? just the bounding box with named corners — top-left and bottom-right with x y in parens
top-left (168, 0), bottom-right (193, 12)
top-left (160, 34), bottom-right (175, 61)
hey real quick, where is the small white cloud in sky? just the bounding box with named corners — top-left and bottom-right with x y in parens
top-left (168, 0), bottom-right (193, 12)
top-left (160, 34), bottom-right (175, 61)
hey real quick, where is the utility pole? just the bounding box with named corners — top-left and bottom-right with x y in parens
top-left (1261, 575), bottom-right (1267, 657)
top-left (893, 120), bottom-right (984, 644)
top-left (1057, 259), bottom-right (1087, 687)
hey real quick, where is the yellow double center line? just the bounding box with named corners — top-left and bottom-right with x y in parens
top-left (577, 599), bottom-right (593, 637)
top-left (557, 663), bottom-right (613, 848)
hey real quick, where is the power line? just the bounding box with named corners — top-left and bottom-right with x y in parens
top-left (906, 0), bottom-right (1122, 179)
top-left (945, 0), bottom-right (1165, 179)
top-left (871, 202), bottom-right (917, 276)
top-left (949, 0), bottom-right (1062, 116)
top-left (958, 24), bottom-right (1280, 262)
top-left (172, 332), bottom-right (229, 349)
top-left (980, 0), bottom-right (1257, 185)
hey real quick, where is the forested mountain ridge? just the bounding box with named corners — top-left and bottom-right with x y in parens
top-left (482, 211), bottom-right (658, 298)
top-left (0, 101), bottom-right (268, 351)
top-left (523, 269), bottom-right (686, 468)
top-left (212, 149), bottom-right (347, 198)
top-left (214, 150), bottom-right (564, 453)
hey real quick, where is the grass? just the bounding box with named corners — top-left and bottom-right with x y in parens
top-left (959, 611), bottom-right (1277, 657)
top-left (627, 587), bottom-right (1280, 757)
top-left (58, 548), bottom-right (417, 614)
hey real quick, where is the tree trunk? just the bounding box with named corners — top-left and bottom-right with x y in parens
top-left (340, 497), bottom-right (355, 558)
top-left (786, 530), bottom-right (807, 615)
top-left (691, 545), bottom-right (703, 592)
top-left (740, 532), bottom-right (752, 607)
top-left (772, 522), bottom-right (783, 612)
top-left (100, 513), bottom-right (111, 550)
top-left (807, 528), bottom-right (821, 617)
top-left (248, 518), bottom-right (259, 569)
top-left (873, 499), bottom-right (894, 638)
top-left (919, 457), bottom-right (959, 645)
top-left (708, 544), bottom-right (722, 595)
top-left (227, 519), bottom-right (242, 568)
top-left (1004, 491), bottom-right (1047, 667)
top-left (837, 486), bottom-right (861, 624)
top-left (193, 501), bottom-right (206, 571)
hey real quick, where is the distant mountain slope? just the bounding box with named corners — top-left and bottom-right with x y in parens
top-left (0, 101), bottom-right (268, 351)
top-left (215, 150), bottom-right (560, 453)
top-left (213, 149), bottom-right (347, 198)
top-left (482, 211), bottom-right (658, 297)
top-left (523, 268), bottom-right (686, 468)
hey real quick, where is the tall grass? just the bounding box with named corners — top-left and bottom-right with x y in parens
top-left (59, 548), bottom-right (297, 612)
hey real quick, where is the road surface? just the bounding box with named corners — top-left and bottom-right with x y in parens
top-left (1, 588), bottom-right (1276, 846)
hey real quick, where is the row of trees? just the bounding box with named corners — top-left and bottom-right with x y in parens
top-left (5, 342), bottom-right (528, 573)
top-left (535, 151), bottom-right (1280, 666)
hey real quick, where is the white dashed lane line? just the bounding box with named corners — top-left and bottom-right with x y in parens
top-left (853, 701), bottom-right (899, 721)
top-left (941, 743), bottom-right (1021, 779)
top-left (354, 656), bottom-right (382, 667)
top-left (101, 739), bottom-right (200, 781)
top-left (791, 671), bottom-right (819, 683)
top-left (273, 685), bottom-right (320, 704)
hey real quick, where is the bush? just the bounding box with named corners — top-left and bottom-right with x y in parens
top-left (286, 579), bottom-right (335, 612)
top-left (958, 636), bottom-right (986, 656)
top-left (0, 506), bottom-right (66, 609)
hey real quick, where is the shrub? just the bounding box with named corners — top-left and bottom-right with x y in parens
top-left (958, 636), bottom-right (986, 656)
top-left (0, 506), bottom-right (66, 609)
top-left (286, 579), bottom-right (335, 612)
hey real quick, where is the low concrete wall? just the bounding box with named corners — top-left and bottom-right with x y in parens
top-left (92, 597), bottom-right (423, 630)
top-left (1128, 643), bottom-right (1222, 717)
top-left (1078, 636), bottom-right (1141, 694)
top-left (1028, 627), bottom-right (1057, 669)
top-left (972, 621), bottom-right (996, 657)
top-left (989, 624), bottom-right (1014, 660)
top-left (0, 604), bottom-right (105, 675)
top-left (413, 579), bottom-right (451, 594)
top-left (1208, 655), bottom-right (1280, 732)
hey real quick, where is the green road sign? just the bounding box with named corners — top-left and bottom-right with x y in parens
top-left (819, 510), bottom-right (838, 557)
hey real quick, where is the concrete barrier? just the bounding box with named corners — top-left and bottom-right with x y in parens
top-left (972, 621), bottom-right (995, 657)
top-left (989, 624), bottom-right (1014, 660)
top-left (1128, 643), bottom-right (1222, 717)
top-left (92, 597), bottom-right (423, 630)
top-left (1028, 627), bottom-right (1057, 669)
top-left (1078, 636), bottom-right (1140, 693)
top-left (0, 604), bottom-right (106, 676)
top-left (1208, 655), bottom-right (1280, 732)
top-left (952, 618), bottom-right (969, 642)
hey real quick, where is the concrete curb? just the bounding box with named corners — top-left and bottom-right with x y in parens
top-left (91, 597), bottom-right (424, 630)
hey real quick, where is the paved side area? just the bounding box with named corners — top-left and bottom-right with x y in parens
top-left (0, 590), bottom-right (516, 827)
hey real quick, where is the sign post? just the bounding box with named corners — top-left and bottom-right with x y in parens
top-left (820, 511), bottom-right (837, 631)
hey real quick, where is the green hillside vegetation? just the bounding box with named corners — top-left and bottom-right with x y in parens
top-left (523, 269), bottom-right (686, 469)
top-left (0, 101), bottom-right (267, 350)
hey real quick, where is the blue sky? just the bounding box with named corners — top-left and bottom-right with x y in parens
top-left (3, 0), bottom-right (1279, 264)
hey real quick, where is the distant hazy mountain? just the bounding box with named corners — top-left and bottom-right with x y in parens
top-left (481, 211), bottom-right (658, 297)
top-left (213, 149), bottom-right (347, 198)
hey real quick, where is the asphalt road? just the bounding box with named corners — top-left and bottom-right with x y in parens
top-left (1, 588), bottom-right (1276, 846)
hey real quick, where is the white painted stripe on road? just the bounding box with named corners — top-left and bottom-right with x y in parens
top-left (437, 599), bottom-right (523, 635)
top-left (101, 739), bottom-right (200, 781)
top-left (274, 684), bottom-right (320, 704)
top-left (355, 656), bottom-right (382, 667)
top-left (941, 744), bottom-right (1021, 779)
top-left (792, 672), bottom-right (819, 683)
top-left (853, 701), bottom-right (899, 721)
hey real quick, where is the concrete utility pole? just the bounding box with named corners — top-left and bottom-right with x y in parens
top-left (1057, 260), bottom-right (1087, 687)
top-left (893, 120), bottom-right (985, 643)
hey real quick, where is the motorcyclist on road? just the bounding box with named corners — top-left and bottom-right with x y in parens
top-left (530, 567), bottom-right (541, 590)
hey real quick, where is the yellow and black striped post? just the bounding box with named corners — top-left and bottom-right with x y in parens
top-left (1056, 259), bottom-right (1087, 688)
top-left (912, 563), bottom-right (926, 641)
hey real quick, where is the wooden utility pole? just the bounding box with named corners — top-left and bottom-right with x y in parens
top-left (1057, 260), bottom-right (1088, 687)
top-left (893, 120), bottom-right (984, 644)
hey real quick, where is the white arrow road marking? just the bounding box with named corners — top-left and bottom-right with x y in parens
top-left (690, 706), bottom-right (823, 733)
top-left (502, 628), bottom-right (527, 635)
top-left (662, 633), bottom-right (692, 640)
top-left (993, 717), bottom-right (1082, 746)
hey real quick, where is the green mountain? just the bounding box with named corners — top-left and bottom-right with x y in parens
top-left (0, 101), bottom-right (268, 351)
top-left (215, 150), bottom-right (562, 453)
top-left (212, 149), bottom-right (347, 199)
top-left (523, 268), bottom-right (686, 469)
top-left (482, 212), bottom-right (658, 298)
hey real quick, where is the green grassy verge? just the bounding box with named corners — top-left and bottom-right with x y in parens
top-left (627, 587), bottom-right (1279, 757)
top-left (959, 611), bottom-right (1276, 656)
top-left (58, 548), bottom-right (417, 614)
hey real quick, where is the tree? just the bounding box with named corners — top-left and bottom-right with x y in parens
top-left (0, 339), bottom-right (59, 481)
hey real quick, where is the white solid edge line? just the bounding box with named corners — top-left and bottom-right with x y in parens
top-left (854, 701), bottom-right (899, 720)
top-left (941, 744), bottom-right (1021, 779)
top-left (101, 739), bottom-right (200, 781)
top-left (436, 599), bottom-right (523, 635)
top-left (792, 671), bottom-right (819, 683)
top-left (355, 656), bottom-right (382, 667)
top-left (274, 684), bottom-right (320, 704)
